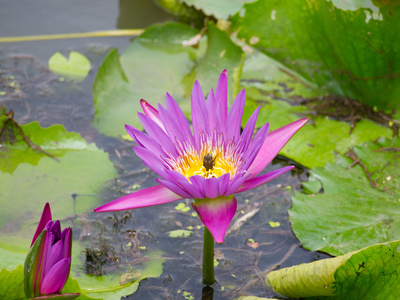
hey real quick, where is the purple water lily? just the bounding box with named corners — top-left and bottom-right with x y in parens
top-left (95, 70), bottom-right (307, 243)
top-left (24, 203), bottom-right (78, 299)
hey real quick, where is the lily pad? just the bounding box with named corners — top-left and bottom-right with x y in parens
top-left (239, 48), bottom-right (393, 168)
top-left (80, 251), bottom-right (165, 300)
top-left (231, 0), bottom-right (400, 109)
top-left (92, 22), bottom-right (244, 138)
top-left (0, 117), bottom-right (99, 174)
top-left (0, 264), bottom-right (99, 300)
top-left (0, 123), bottom-right (117, 245)
top-left (182, 0), bottom-right (255, 19)
top-left (48, 51), bottom-right (91, 82)
top-left (241, 82), bottom-right (392, 168)
top-left (281, 116), bottom-right (392, 168)
top-left (266, 240), bottom-right (400, 299)
top-left (0, 265), bottom-right (25, 300)
top-left (168, 230), bottom-right (193, 238)
top-left (0, 121), bottom-right (119, 293)
top-left (289, 137), bottom-right (400, 256)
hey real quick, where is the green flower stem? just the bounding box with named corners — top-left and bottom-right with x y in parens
top-left (203, 227), bottom-right (216, 285)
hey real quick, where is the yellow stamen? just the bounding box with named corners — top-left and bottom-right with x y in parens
top-left (163, 131), bottom-right (244, 180)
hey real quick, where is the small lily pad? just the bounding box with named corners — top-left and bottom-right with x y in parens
top-left (48, 51), bottom-right (91, 81)
top-left (175, 202), bottom-right (191, 212)
top-left (168, 230), bottom-right (193, 238)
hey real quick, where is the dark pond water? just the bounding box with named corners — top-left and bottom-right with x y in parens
top-left (0, 1), bottom-right (330, 299)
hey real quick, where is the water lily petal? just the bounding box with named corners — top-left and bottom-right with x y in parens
top-left (176, 178), bottom-right (204, 199)
top-left (34, 231), bottom-right (53, 296)
top-left (242, 123), bottom-right (269, 171)
top-left (189, 175), bottom-right (206, 198)
top-left (31, 203), bottom-right (52, 247)
top-left (226, 89), bottom-right (246, 143)
top-left (218, 173), bottom-right (231, 196)
top-left (206, 88), bottom-right (217, 132)
top-left (140, 99), bottom-right (165, 131)
top-left (237, 166), bottom-right (294, 193)
top-left (61, 228), bottom-right (72, 259)
top-left (247, 118), bottom-right (308, 178)
top-left (202, 176), bottom-right (220, 199)
top-left (45, 240), bottom-right (63, 274)
top-left (125, 125), bottom-right (165, 157)
top-left (215, 101), bottom-right (226, 137)
top-left (156, 178), bottom-right (192, 199)
top-left (166, 93), bottom-right (194, 144)
top-left (189, 175), bottom-right (221, 199)
top-left (191, 80), bottom-right (209, 148)
top-left (46, 220), bottom-right (61, 242)
top-left (192, 196), bottom-right (237, 243)
top-left (225, 172), bottom-right (250, 196)
top-left (241, 106), bottom-right (261, 151)
top-left (133, 146), bottom-right (168, 178)
top-left (25, 230), bottom-right (48, 298)
top-left (215, 69), bottom-right (228, 125)
top-left (158, 104), bottom-right (188, 144)
top-left (94, 185), bottom-right (183, 212)
top-left (40, 258), bottom-right (71, 295)
top-left (138, 112), bottom-right (177, 156)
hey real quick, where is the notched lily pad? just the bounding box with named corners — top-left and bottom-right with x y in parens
top-left (48, 51), bottom-right (91, 82)
top-left (0, 121), bottom-right (117, 254)
top-left (0, 264), bottom-right (25, 300)
top-left (290, 137), bottom-right (400, 256)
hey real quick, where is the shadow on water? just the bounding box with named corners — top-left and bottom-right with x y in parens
top-left (0, 1), bottom-right (331, 299)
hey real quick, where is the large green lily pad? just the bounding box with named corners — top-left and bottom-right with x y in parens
top-left (231, 0), bottom-right (400, 109)
top-left (290, 137), bottom-right (400, 256)
top-left (0, 122), bottom-right (117, 253)
top-left (281, 116), bottom-right (392, 168)
top-left (239, 52), bottom-right (392, 168)
top-left (92, 22), bottom-right (244, 138)
top-left (266, 240), bottom-right (400, 299)
top-left (0, 265), bottom-right (25, 300)
top-left (0, 120), bottom-right (150, 298)
top-left (239, 48), bottom-right (392, 169)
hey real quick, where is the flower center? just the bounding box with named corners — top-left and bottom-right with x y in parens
top-left (164, 132), bottom-right (244, 180)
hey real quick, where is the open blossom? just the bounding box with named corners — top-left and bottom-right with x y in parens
top-left (95, 70), bottom-right (307, 243)
top-left (24, 203), bottom-right (78, 299)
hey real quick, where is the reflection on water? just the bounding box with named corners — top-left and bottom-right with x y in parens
top-left (117, 0), bottom-right (176, 29)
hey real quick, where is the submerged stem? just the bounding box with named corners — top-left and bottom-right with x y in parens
top-left (202, 227), bottom-right (215, 285)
